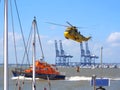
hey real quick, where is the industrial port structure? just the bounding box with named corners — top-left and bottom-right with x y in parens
top-left (80, 42), bottom-right (99, 66)
top-left (55, 40), bottom-right (73, 66)
top-left (54, 40), bottom-right (99, 66)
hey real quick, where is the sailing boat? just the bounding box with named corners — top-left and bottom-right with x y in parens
top-left (12, 18), bottom-right (65, 80)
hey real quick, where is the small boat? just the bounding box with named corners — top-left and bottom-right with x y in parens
top-left (12, 60), bottom-right (65, 80)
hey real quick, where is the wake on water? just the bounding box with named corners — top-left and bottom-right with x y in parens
top-left (66, 76), bottom-right (91, 81)
top-left (11, 76), bottom-right (40, 80)
top-left (11, 76), bottom-right (92, 81)
top-left (11, 76), bottom-right (91, 81)
top-left (11, 76), bottom-right (120, 81)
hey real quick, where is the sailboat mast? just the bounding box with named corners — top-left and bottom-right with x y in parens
top-left (4, 0), bottom-right (8, 90)
top-left (32, 17), bottom-right (36, 90)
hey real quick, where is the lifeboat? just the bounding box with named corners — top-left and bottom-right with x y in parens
top-left (12, 60), bottom-right (65, 80)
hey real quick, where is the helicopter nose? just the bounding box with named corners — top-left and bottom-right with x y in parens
top-left (64, 32), bottom-right (69, 39)
top-left (64, 31), bottom-right (69, 36)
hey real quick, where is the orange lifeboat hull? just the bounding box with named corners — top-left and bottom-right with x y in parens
top-left (12, 60), bottom-right (65, 80)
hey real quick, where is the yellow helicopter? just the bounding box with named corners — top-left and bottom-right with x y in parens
top-left (47, 21), bottom-right (91, 43)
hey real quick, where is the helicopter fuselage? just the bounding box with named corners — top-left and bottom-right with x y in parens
top-left (46, 22), bottom-right (91, 42)
top-left (64, 27), bottom-right (91, 42)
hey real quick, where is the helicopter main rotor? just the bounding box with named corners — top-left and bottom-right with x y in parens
top-left (46, 21), bottom-right (84, 29)
top-left (46, 22), bottom-right (69, 27)
top-left (66, 21), bottom-right (73, 27)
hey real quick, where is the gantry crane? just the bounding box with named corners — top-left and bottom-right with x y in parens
top-left (55, 40), bottom-right (73, 66)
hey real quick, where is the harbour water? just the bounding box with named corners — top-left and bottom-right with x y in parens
top-left (0, 66), bottom-right (120, 90)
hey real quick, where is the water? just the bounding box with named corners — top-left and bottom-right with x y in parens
top-left (0, 66), bottom-right (120, 90)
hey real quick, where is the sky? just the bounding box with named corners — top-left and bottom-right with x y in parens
top-left (0, 0), bottom-right (120, 64)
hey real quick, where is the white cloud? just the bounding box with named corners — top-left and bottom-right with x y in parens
top-left (47, 40), bottom-right (54, 45)
top-left (107, 32), bottom-right (120, 46)
top-left (39, 35), bottom-right (48, 39)
top-left (102, 32), bottom-right (120, 63)
top-left (8, 32), bottom-right (22, 42)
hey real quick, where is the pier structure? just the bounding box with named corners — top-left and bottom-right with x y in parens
top-left (80, 42), bottom-right (99, 66)
top-left (55, 40), bottom-right (73, 66)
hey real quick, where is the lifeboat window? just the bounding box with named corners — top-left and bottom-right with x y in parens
top-left (45, 68), bottom-right (48, 70)
top-left (36, 67), bottom-right (40, 70)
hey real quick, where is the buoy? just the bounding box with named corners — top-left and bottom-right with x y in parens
top-left (76, 66), bottom-right (80, 72)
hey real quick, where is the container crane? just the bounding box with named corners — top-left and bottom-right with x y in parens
top-left (55, 40), bottom-right (73, 66)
